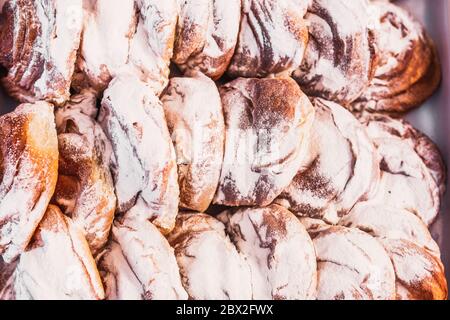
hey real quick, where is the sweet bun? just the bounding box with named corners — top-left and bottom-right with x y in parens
top-left (0, 0), bottom-right (447, 302)
top-left (0, 102), bottom-right (58, 262)
top-left (305, 225), bottom-right (396, 300)
top-left (381, 239), bottom-right (447, 300)
top-left (75, 0), bottom-right (177, 95)
top-left (0, 0), bottom-right (83, 105)
top-left (276, 98), bottom-right (379, 224)
top-left (353, 0), bottom-right (441, 113)
top-left (364, 114), bottom-right (446, 197)
top-left (293, 0), bottom-right (375, 105)
top-left (53, 90), bottom-right (116, 255)
top-left (214, 77), bottom-right (314, 207)
top-left (162, 71), bottom-right (224, 212)
top-left (98, 214), bottom-right (188, 300)
top-left (219, 205), bottom-right (317, 300)
top-left (167, 213), bottom-right (253, 300)
top-left (173, 0), bottom-right (241, 80)
top-left (340, 203), bottom-right (448, 300)
top-left (73, 0), bottom-right (136, 93)
top-left (98, 73), bottom-right (179, 234)
top-left (227, 0), bottom-right (309, 78)
top-left (13, 205), bottom-right (105, 300)
top-left (127, 0), bottom-right (178, 94)
top-left (361, 114), bottom-right (441, 225)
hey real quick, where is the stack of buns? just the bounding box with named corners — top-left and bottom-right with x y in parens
top-left (0, 0), bottom-right (447, 300)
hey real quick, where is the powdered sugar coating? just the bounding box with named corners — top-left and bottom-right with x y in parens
top-left (353, 0), bottom-right (440, 113)
top-left (228, 0), bottom-right (309, 78)
top-left (13, 205), bottom-right (104, 300)
top-left (0, 0), bottom-right (83, 105)
top-left (74, 0), bottom-right (136, 92)
top-left (98, 73), bottom-right (179, 234)
top-left (97, 241), bottom-right (144, 300)
top-left (309, 225), bottom-right (396, 300)
top-left (0, 102), bottom-right (58, 263)
top-left (173, 0), bottom-right (241, 80)
top-left (98, 215), bottom-right (188, 300)
top-left (276, 98), bottom-right (379, 224)
top-left (168, 213), bottom-right (253, 300)
top-left (54, 90), bottom-right (116, 255)
top-left (339, 201), bottom-right (446, 300)
top-left (341, 203), bottom-right (440, 256)
top-left (172, 0), bottom-right (210, 65)
top-left (363, 114), bottom-right (446, 197)
top-left (380, 239), bottom-right (447, 300)
top-left (293, 0), bottom-right (374, 105)
top-left (219, 205), bottom-right (317, 300)
top-left (162, 71), bottom-right (224, 212)
top-left (214, 77), bottom-right (315, 207)
top-left (361, 114), bottom-right (441, 226)
top-left (128, 0), bottom-right (178, 94)
top-left (75, 0), bottom-right (177, 95)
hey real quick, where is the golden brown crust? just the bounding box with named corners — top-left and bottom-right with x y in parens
top-left (293, 0), bottom-right (374, 105)
top-left (0, 102), bottom-right (58, 263)
top-left (214, 77), bottom-right (314, 207)
top-left (360, 114), bottom-right (444, 225)
top-left (173, 0), bottom-right (241, 80)
top-left (98, 74), bottom-right (179, 234)
top-left (0, 0), bottom-right (82, 105)
top-left (228, 0), bottom-right (309, 78)
top-left (380, 239), bottom-right (448, 300)
top-left (162, 71), bottom-right (224, 212)
top-left (14, 205), bottom-right (105, 300)
top-left (275, 98), bottom-right (380, 224)
top-left (353, 2), bottom-right (441, 113)
top-left (52, 90), bottom-right (116, 255)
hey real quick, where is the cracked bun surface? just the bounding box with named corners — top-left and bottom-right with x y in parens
top-left (13, 205), bottom-right (105, 300)
top-left (305, 225), bottom-right (396, 300)
top-left (353, 0), bottom-right (441, 113)
top-left (219, 205), bottom-right (317, 300)
top-left (53, 90), bottom-right (116, 255)
top-left (162, 71), bottom-right (224, 212)
top-left (173, 0), bottom-right (241, 80)
top-left (214, 77), bottom-right (315, 207)
top-left (228, 0), bottom-right (309, 78)
top-left (0, 102), bottom-right (58, 263)
top-left (276, 98), bottom-right (379, 224)
top-left (292, 0), bottom-right (375, 105)
top-left (98, 73), bottom-right (179, 234)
